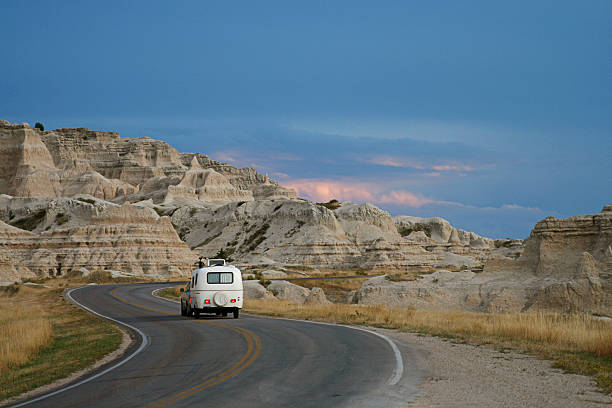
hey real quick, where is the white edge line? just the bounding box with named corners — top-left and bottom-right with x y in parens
top-left (150, 286), bottom-right (403, 386)
top-left (8, 286), bottom-right (150, 408)
top-left (151, 287), bottom-right (180, 304)
top-left (279, 318), bottom-right (404, 386)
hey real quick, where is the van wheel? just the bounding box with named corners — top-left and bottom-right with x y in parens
top-left (180, 302), bottom-right (186, 316)
top-left (186, 304), bottom-right (192, 317)
top-left (221, 312), bottom-right (227, 317)
top-left (194, 310), bottom-right (200, 319)
top-left (233, 309), bottom-right (239, 319)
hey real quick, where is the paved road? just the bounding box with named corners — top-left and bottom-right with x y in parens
top-left (11, 283), bottom-right (424, 408)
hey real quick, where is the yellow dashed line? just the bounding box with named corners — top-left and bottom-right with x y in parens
top-left (108, 287), bottom-right (261, 408)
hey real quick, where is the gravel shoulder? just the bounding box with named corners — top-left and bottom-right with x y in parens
top-left (378, 329), bottom-right (612, 408)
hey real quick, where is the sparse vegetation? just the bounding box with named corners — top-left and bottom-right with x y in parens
top-left (244, 300), bottom-right (612, 394)
top-left (0, 292), bottom-right (52, 372)
top-left (316, 199), bottom-right (341, 210)
top-left (285, 220), bottom-right (305, 238)
top-left (0, 285), bottom-right (122, 401)
top-left (75, 197), bottom-right (97, 205)
top-left (34, 122), bottom-right (44, 131)
top-left (193, 231), bottom-right (222, 249)
top-left (55, 213), bottom-right (70, 225)
top-left (157, 286), bottom-right (183, 301)
top-left (214, 247), bottom-right (235, 262)
top-left (290, 277), bottom-right (368, 303)
top-left (259, 279), bottom-right (272, 288)
top-left (9, 209), bottom-right (47, 231)
top-left (386, 273), bottom-right (421, 282)
top-left (397, 223), bottom-right (432, 237)
top-left (243, 223), bottom-right (269, 252)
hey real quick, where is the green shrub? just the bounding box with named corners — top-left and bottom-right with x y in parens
top-left (10, 210), bottom-right (46, 231)
top-left (34, 122), bottom-right (44, 131)
top-left (316, 199), bottom-right (341, 210)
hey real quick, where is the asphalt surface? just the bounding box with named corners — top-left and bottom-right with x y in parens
top-left (11, 283), bottom-right (424, 408)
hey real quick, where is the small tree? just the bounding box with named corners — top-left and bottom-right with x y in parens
top-left (34, 122), bottom-right (44, 131)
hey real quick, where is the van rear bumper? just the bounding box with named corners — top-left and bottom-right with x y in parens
top-left (194, 306), bottom-right (240, 314)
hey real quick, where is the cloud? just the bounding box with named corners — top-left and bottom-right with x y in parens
top-left (215, 152), bottom-right (237, 163)
top-left (432, 164), bottom-right (475, 172)
top-left (362, 155), bottom-right (477, 173)
top-left (377, 191), bottom-right (438, 207)
top-left (283, 178), bottom-right (456, 208)
top-left (271, 171), bottom-right (290, 179)
top-left (284, 179), bottom-right (375, 203)
top-left (501, 204), bottom-right (542, 211)
top-left (364, 156), bottom-right (426, 169)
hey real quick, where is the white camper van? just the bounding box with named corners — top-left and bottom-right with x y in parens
top-left (180, 259), bottom-right (243, 319)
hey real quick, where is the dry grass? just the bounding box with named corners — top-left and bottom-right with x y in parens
top-left (244, 300), bottom-right (612, 355)
top-left (244, 299), bottom-right (612, 393)
top-left (0, 284), bottom-right (122, 401)
top-left (157, 286), bottom-right (183, 301)
top-left (385, 273), bottom-right (421, 282)
top-left (0, 300), bottom-right (52, 372)
top-left (289, 278), bottom-right (369, 303)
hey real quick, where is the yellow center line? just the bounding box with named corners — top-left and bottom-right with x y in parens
top-left (107, 287), bottom-right (262, 408)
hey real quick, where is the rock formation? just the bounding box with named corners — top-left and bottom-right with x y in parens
top-left (355, 205), bottom-right (612, 315)
top-left (0, 120), bottom-right (493, 278)
top-left (242, 279), bottom-right (331, 305)
top-left (2, 120), bottom-right (606, 314)
top-left (0, 121), bottom-right (292, 203)
top-left (0, 194), bottom-right (195, 280)
top-left (170, 200), bottom-right (489, 272)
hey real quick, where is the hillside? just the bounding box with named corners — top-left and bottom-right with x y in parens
top-left (0, 120), bottom-right (494, 280)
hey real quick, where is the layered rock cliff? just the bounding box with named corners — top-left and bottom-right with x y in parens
top-left (0, 120), bottom-right (492, 280)
top-left (0, 194), bottom-right (196, 280)
top-left (0, 120), bottom-right (294, 203)
top-left (355, 205), bottom-right (612, 314)
top-left (170, 200), bottom-right (489, 271)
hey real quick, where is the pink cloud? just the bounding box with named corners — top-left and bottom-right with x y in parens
top-left (283, 178), bottom-right (456, 208)
top-left (284, 179), bottom-right (374, 203)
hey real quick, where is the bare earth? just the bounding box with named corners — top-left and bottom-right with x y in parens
top-left (376, 329), bottom-right (612, 408)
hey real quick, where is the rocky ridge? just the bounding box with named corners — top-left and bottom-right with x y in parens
top-left (355, 205), bottom-right (612, 314)
top-left (169, 200), bottom-right (491, 271)
top-left (0, 194), bottom-right (195, 280)
top-left (1, 120), bottom-right (608, 314)
top-left (0, 120), bottom-right (498, 282)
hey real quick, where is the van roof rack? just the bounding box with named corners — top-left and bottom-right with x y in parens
top-left (207, 258), bottom-right (226, 267)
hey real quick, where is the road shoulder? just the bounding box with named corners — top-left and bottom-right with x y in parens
top-left (382, 330), bottom-right (612, 408)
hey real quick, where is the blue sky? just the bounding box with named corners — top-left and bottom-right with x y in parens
top-left (1, 1), bottom-right (610, 238)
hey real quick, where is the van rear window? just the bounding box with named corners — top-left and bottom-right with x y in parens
top-left (207, 272), bottom-right (234, 284)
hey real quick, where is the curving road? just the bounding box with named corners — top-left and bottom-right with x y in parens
top-left (10, 283), bottom-right (425, 408)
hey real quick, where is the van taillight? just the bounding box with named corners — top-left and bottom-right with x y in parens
top-left (204, 299), bottom-right (210, 304)
top-left (230, 299), bottom-right (236, 303)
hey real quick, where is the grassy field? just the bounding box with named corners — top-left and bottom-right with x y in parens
top-left (0, 295), bottom-right (52, 372)
top-left (156, 286), bottom-right (183, 301)
top-left (0, 284), bottom-right (123, 402)
top-left (243, 299), bottom-right (612, 394)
